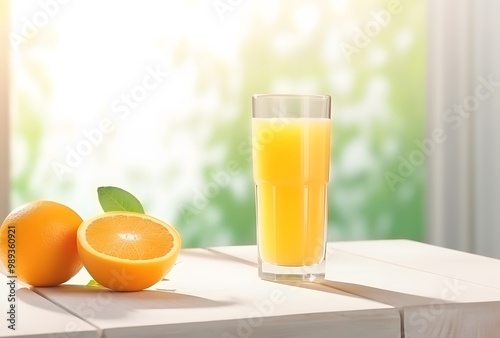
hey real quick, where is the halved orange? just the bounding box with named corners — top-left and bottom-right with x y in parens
top-left (77, 211), bottom-right (181, 291)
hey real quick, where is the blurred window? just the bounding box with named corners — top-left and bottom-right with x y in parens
top-left (7, 0), bottom-right (425, 247)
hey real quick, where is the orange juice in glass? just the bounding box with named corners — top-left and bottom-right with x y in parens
top-left (252, 94), bottom-right (331, 281)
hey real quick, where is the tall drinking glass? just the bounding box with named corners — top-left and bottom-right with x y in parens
top-left (252, 94), bottom-right (331, 282)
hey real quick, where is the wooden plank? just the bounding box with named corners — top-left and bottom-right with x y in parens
top-left (403, 301), bottom-right (500, 338)
top-left (207, 245), bottom-right (258, 265)
top-left (326, 241), bottom-right (500, 337)
top-left (211, 241), bottom-right (500, 338)
top-left (321, 248), bottom-right (500, 303)
top-left (331, 239), bottom-right (500, 289)
top-left (0, 273), bottom-right (98, 338)
top-left (34, 249), bottom-right (400, 338)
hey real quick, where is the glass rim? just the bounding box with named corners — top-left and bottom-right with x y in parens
top-left (252, 94), bottom-right (330, 101)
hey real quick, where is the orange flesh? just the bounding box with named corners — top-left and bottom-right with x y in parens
top-left (85, 215), bottom-right (174, 260)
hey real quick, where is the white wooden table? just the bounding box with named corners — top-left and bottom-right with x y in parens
top-left (0, 274), bottom-right (98, 338)
top-left (2, 240), bottom-right (499, 337)
top-left (327, 240), bottom-right (500, 338)
top-left (213, 240), bottom-right (500, 338)
top-left (32, 248), bottom-right (400, 338)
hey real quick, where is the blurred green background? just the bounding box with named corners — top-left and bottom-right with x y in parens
top-left (9, 0), bottom-right (424, 248)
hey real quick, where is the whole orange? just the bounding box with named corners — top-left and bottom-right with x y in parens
top-left (0, 200), bottom-right (83, 286)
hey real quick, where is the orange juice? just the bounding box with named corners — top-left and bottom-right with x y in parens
top-left (252, 118), bottom-right (331, 266)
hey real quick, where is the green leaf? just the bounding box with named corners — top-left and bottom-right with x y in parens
top-left (97, 186), bottom-right (145, 213)
top-left (86, 279), bottom-right (101, 287)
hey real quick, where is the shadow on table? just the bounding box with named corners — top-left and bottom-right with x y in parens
top-left (197, 247), bottom-right (443, 308)
top-left (22, 285), bottom-right (236, 320)
top-left (318, 280), bottom-right (443, 308)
